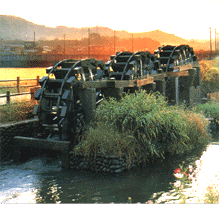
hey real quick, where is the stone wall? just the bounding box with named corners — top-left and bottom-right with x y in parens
top-left (69, 152), bottom-right (137, 174)
top-left (0, 119), bottom-right (137, 173)
top-left (0, 119), bottom-right (39, 162)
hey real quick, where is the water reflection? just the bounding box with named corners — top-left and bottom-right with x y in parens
top-left (155, 140), bottom-right (219, 203)
top-left (0, 145), bottom-right (207, 203)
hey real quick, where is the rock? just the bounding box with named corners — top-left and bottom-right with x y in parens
top-left (112, 159), bottom-right (120, 165)
top-left (103, 159), bottom-right (109, 163)
top-left (79, 162), bottom-right (84, 168)
top-left (109, 155), bottom-right (118, 159)
top-left (97, 161), bottom-right (101, 165)
top-left (110, 165), bottom-right (121, 169)
top-left (114, 169), bottom-right (123, 173)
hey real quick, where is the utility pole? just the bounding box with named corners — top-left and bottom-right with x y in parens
top-left (34, 31), bottom-right (36, 45)
top-left (114, 30), bottom-right (116, 53)
top-left (64, 34), bottom-right (66, 56)
top-left (88, 28), bottom-right (90, 58)
top-left (215, 28), bottom-right (217, 51)
top-left (34, 31), bottom-right (36, 50)
top-left (210, 27), bottom-right (212, 59)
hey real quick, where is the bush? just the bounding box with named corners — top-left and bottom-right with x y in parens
top-left (200, 59), bottom-right (219, 92)
top-left (193, 101), bottom-right (219, 121)
top-left (74, 91), bottom-right (210, 164)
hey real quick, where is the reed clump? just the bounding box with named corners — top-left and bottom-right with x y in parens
top-left (74, 91), bottom-right (210, 164)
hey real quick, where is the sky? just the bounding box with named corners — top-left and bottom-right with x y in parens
top-left (1, 0), bottom-right (219, 40)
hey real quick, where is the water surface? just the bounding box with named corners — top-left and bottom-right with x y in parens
top-left (0, 148), bottom-right (204, 203)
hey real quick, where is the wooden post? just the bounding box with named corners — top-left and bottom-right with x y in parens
top-left (17, 76), bottom-right (20, 93)
top-left (175, 77), bottom-right (179, 105)
top-left (37, 76), bottom-right (40, 86)
top-left (30, 88), bottom-right (35, 100)
top-left (6, 91), bottom-right (10, 104)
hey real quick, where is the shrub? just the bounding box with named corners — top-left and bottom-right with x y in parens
top-left (74, 91), bottom-right (210, 164)
top-left (193, 101), bottom-right (219, 121)
top-left (200, 59), bottom-right (219, 92)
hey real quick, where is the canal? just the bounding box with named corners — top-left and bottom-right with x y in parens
top-left (0, 146), bottom-right (205, 203)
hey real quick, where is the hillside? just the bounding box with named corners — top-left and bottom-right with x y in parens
top-left (0, 15), bottom-right (211, 50)
top-left (137, 30), bottom-right (189, 45)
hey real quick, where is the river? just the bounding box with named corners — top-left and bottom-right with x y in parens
top-left (0, 144), bottom-right (206, 203)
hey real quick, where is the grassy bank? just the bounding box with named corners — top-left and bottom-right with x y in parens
top-left (0, 100), bottom-right (37, 123)
top-left (199, 57), bottom-right (219, 92)
top-left (74, 91), bottom-right (211, 165)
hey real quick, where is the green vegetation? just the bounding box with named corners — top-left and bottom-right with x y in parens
top-left (0, 100), bottom-right (37, 123)
top-left (193, 101), bottom-right (219, 121)
top-left (74, 91), bottom-right (211, 165)
top-left (0, 87), bottom-right (28, 94)
top-left (200, 57), bottom-right (219, 92)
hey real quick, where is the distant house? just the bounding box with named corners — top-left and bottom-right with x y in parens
top-left (2, 44), bottom-right (25, 54)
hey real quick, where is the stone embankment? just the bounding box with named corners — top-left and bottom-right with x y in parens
top-left (0, 119), bottom-right (136, 173)
top-left (0, 119), bottom-right (39, 161)
top-left (69, 152), bottom-right (137, 174)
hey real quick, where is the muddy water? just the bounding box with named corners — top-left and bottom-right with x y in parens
top-left (0, 147), bottom-right (205, 203)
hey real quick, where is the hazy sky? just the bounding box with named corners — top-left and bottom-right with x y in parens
top-left (1, 0), bottom-right (219, 40)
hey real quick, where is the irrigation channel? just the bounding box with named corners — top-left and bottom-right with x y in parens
top-left (1, 132), bottom-right (218, 203)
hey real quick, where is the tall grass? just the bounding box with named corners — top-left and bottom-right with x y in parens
top-left (74, 91), bottom-right (210, 164)
top-left (193, 101), bottom-right (219, 121)
top-left (200, 59), bottom-right (219, 92)
top-left (0, 100), bottom-right (37, 123)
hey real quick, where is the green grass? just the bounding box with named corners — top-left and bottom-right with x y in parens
top-left (74, 91), bottom-right (211, 165)
top-left (0, 87), bottom-right (28, 94)
top-left (0, 100), bottom-right (37, 123)
top-left (193, 101), bottom-right (219, 121)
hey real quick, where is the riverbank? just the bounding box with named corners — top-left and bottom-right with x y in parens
top-left (0, 119), bottom-right (139, 173)
top-left (0, 124), bottom-right (217, 203)
top-left (1, 116), bottom-right (219, 203)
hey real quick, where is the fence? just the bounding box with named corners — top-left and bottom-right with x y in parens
top-left (0, 88), bottom-right (40, 104)
top-left (0, 76), bottom-right (40, 105)
top-left (0, 76), bottom-right (40, 93)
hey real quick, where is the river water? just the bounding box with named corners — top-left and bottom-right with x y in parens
top-left (0, 146), bottom-right (205, 203)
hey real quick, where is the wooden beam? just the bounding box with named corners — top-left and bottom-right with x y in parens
top-left (13, 136), bottom-right (71, 168)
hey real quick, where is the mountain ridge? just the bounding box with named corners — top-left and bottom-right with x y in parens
top-left (0, 15), bottom-right (210, 50)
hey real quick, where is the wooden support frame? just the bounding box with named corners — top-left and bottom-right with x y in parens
top-left (13, 136), bottom-right (71, 168)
